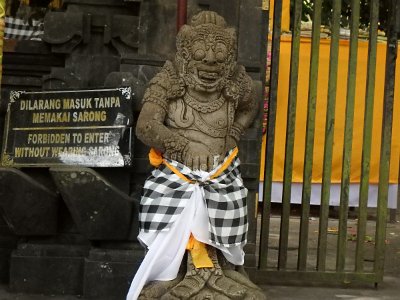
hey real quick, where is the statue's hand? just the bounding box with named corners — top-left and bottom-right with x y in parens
top-left (225, 135), bottom-right (237, 152)
top-left (183, 142), bottom-right (214, 171)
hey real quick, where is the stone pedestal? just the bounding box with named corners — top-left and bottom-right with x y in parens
top-left (9, 243), bottom-right (90, 295)
top-left (50, 167), bottom-right (139, 241)
top-left (0, 235), bottom-right (17, 283)
top-left (83, 246), bottom-right (144, 299)
top-left (0, 168), bottom-right (59, 236)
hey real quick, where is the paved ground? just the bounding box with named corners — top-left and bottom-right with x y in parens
top-left (263, 275), bottom-right (400, 300)
top-left (0, 213), bottom-right (399, 299)
top-left (260, 212), bottom-right (400, 300)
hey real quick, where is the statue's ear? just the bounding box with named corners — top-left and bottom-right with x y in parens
top-left (225, 27), bottom-right (237, 43)
top-left (177, 25), bottom-right (192, 41)
top-left (176, 24), bottom-right (192, 59)
top-left (225, 27), bottom-right (237, 62)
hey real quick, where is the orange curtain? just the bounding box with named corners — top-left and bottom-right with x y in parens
top-left (269, 0), bottom-right (290, 32)
top-left (261, 37), bottom-right (400, 184)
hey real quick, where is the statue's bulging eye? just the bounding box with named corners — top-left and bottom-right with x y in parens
top-left (216, 51), bottom-right (227, 62)
top-left (194, 49), bottom-right (206, 61)
top-left (215, 43), bottom-right (228, 62)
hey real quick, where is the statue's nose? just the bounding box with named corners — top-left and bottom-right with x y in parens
top-left (203, 49), bottom-right (216, 65)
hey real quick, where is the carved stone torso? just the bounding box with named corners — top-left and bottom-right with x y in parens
top-left (136, 10), bottom-right (257, 171)
top-left (166, 93), bottom-right (233, 158)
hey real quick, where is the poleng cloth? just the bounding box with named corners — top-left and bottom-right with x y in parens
top-left (4, 17), bottom-right (43, 40)
top-left (139, 148), bottom-right (248, 248)
top-left (127, 148), bottom-right (247, 300)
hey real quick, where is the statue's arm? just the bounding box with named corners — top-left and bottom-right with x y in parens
top-left (227, 73), bottom-right (258, 146)
top-left (136, 102), bottom-right (215, 170)
top-left (136, 101), bottom-right (190, 162)
top-left (135, 67), bottom-right (191, 162)
top-left (136, 63), bottom-right (216, 170)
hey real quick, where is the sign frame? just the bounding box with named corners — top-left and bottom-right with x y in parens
top-left (1, 87), bottom-right (134, 167)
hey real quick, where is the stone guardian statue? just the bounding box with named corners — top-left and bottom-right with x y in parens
top-left (127, 11), bottom-right (266, 300)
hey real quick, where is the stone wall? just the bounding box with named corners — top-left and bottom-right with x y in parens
top-left (0, 0), bottom-right (264, 297)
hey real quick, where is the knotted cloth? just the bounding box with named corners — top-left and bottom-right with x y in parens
top-left (127, 148), bottom-right (248, 300)
top-left (140, 147), bottom-right (248, 247)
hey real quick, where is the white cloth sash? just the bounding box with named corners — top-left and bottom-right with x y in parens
top-left (126, 169), bottom-right (245, 300)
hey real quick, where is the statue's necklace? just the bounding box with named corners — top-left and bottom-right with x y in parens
top-left (183, 92), bottom-right (225, 113)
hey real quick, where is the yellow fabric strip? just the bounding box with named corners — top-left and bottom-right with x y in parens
top-left (163, 160), bottom-right (194, 183)
top-left (186, 234), bottom-right (213, 268)
top-left (148, 147), bottom-right (239, 183)
top-left (148, 148), bottom-right (193, 182)
top-left (210, 147), bottom-right (238, 179)
top-left (148, 148), bottom-right (163, 167)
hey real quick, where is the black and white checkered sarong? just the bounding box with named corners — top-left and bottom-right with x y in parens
top-left (4, 17), bottom-right (43, 40)
top-left (139, 150), bottom-right (248, 247)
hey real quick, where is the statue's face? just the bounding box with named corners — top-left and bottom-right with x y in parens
top-left (186, 34), bottom-right (229, 92)
top-left (177, 25), bottom-right (236, 93)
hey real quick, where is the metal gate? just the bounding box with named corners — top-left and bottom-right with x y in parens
top-left (257, 0), bottom-right (399, 285)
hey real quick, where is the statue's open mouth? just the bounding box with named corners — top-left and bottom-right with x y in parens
top-left (197, 68), bottom-right (220, 84)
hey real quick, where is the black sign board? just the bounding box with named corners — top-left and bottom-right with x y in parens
top-left (1, 88), bottom-right (133, 167)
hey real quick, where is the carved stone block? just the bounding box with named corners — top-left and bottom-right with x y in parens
top-left (111, 15), bottom-right (140, 55)
top-left (43, 11), bottom-right (83, 48)
top-left (9, 243), bottom-right (89, 295)
top-left (42, 67), bottom-right (83, 90)
top-left (50, 167), bottom-right (139, 240)
top-left (0, 168), bottom-right (59, 236)
top-left (83, 247), bottom-right (144, 299)
top-left (0, 236), bottom-right (17, 283)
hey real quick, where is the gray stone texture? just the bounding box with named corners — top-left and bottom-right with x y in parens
top-left (0, 0), bottom-right (264, 298)
top-left (9, 244), bottom-right (90, 295)
top-left (83, 247), bottom-right (144, 299)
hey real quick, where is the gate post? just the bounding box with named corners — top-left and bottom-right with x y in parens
top-left (390, 0), bottom-right (400, 224)
top-left (374, 0), bottom-right (399, 284)
top-left (259, 0), bottom-right (283, 270)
